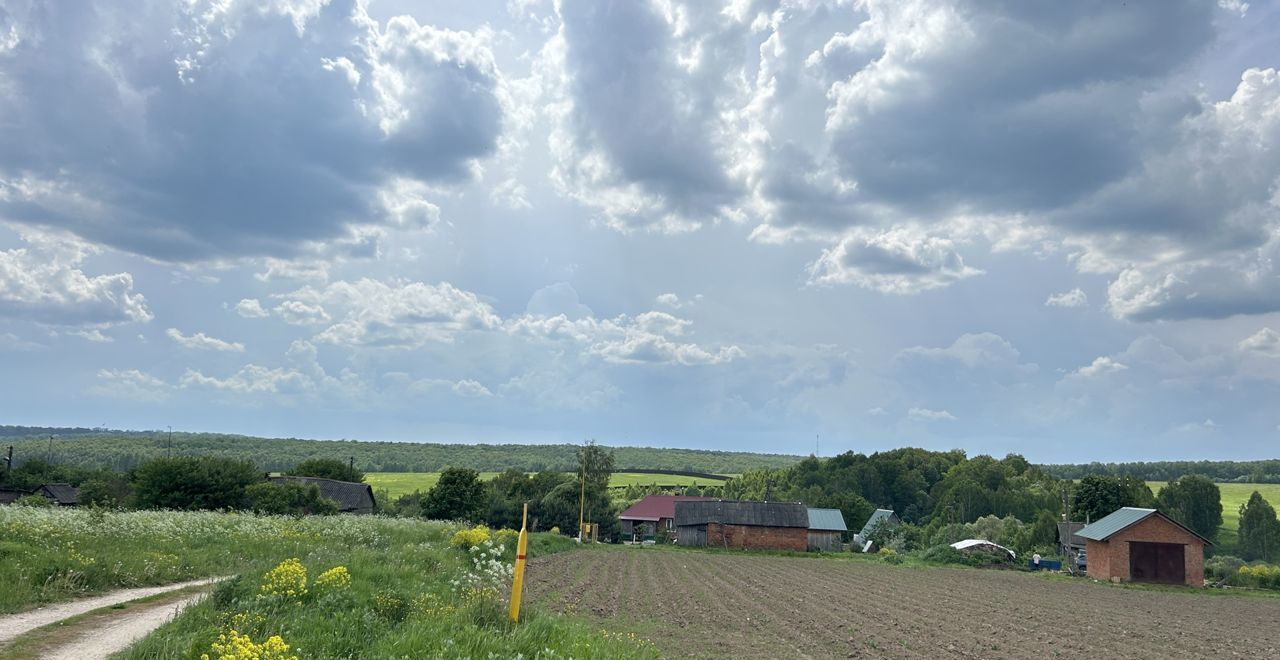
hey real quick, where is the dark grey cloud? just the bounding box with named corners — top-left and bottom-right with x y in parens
top-left (0, 0), bottom-right (502, 261)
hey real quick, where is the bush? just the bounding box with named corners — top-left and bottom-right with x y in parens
top-left (1233, 563), bottom-right (1280, 589)
top-left (920, 544), bottom-right (1007, 567)
top-left (15, 494), bottom-right (52, 507)
top-left (450, 525), bottom-right (491, 550)
top-left (1205, 555), bottom-right (1246, 582)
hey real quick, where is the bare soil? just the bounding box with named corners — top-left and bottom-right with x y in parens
top-left (0, 578), bottom-right (221, 645)
top-left (525, 548), bottom-right (1280, 659)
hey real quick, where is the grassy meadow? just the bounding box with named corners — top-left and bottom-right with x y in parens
top-left (1, 507), bottom-right (656, 659)
top-left (367, 471), bottom-right (732, 500)
top-left (1144, 481), bottom-right (1280, 553)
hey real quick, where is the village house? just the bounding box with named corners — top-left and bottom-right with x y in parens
top-left (674, 499), bottom-right (809, 552)
top-left (268, 475), bottom-right (376, 514)
top-left (1077, 507), bottom-right (1211, 586)
top-left (619, 494), bottom-right (714, 542)
top-left (33, 483), bottom-right (79, 506)
top-left (853, 508), bottom-right (901, 551)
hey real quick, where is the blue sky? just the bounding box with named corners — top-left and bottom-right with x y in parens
top-left (2, 0), bottom-right (1279, 462)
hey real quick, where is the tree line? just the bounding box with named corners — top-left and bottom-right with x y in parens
top-left (1, 431), bottom-right (798, 474)
top-left (1043, 459), bottom-right (1280, 483)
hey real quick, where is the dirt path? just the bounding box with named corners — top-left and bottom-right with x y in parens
top-left (0, 578), bottom-right (221, 645)
top-left (37, 590), bottom-right (210, 660)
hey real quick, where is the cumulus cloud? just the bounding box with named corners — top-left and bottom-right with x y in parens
top-left (1239, 328), bottom-right (1280, 357)
top-left (280, 279), bottom-right (502, 348)
top-left (0, 0), bottom-right (502, 261)
top-left (166, 328), bottom-right (245, 352)
top-left (234, 299), bottom-right (269, 319)
top-left (1072, 356), bottom-right (1129, 378)
top-left (0, 232), bottom-right (151, 329)
top-left (1045, 288), bottom-right (1088, 308)
top-left (452, 379), bottom-right (493, 398)
top-left (508, 309), bottom-right (743, 366)
top-left (908, 407), bottom-right (956, 422)
top-left (91, 368), bottom-right (170, 402)
top-left (526, 282), bottom-right (593, 319)
top-left (274, 300), bottom-right (332, 326)
top-left (898, 332), bottom-right (1038, 380)
top-left (181, 364), bottom-right (309, 394)
top-left (807, 228), bottom-right (982, 294)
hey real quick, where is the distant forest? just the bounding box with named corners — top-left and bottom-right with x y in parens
top-left (1042, 460), bottom-right (1280, 484)
top-left (0, 427), bottom-right (801, 474)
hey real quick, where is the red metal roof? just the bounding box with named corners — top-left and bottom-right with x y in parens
top-left (619, 495), bottom-right (715, 522)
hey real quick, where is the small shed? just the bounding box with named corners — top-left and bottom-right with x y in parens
top-left (1057, 521), bottom-right (1086, 556)
top-left (806, 507), bottom-right (848, 552)
top-left (268, 476), bottom-right (376, 514)
top-left (34, 483), bottom-right (79, 506)
top-left (1077, 507), bottom-right (1210, 586)
top-left (619, 495), bottom-right (714, 541)
top-left (854, 509), bottom-right (901, 551)
top-left (675, 500), bottom-right (809, 552)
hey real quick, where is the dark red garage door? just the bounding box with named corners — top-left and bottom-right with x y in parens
top-left (1129, 542), bottom-right (1185, 584)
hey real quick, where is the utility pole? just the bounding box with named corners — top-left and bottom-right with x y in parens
top-left (167, 425), bottom-right (173, 458)
top-left (2, 446), bottom-right (12, 484)
top-left (348, 456), bottom-right (355, 479)
top-left (577, 462), bottom-right (586, 542)
top-left (815, 434), bottom-right (820, 458)
top-left (48, 434), bottom-right (53, 460)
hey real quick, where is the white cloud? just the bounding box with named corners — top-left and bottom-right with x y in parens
top-left (1045, 288), bottom-right (1088, 308)
top-left (274, 300), bottom-right (331, 326)
top-left (181, 365), bottom-right (309, 394)
top-left (807, 228), bottom-right (982, 294)
top-left (0, 332), bottom-right (43, 351)
top-left (282, 279), bottom-right (502, 348)
top-left (508, 309), bottom-right (742, 367)
top-left (1239, 328), bottom-right (1280, 357)
top-left (452, 379), bottom-right (493, 398)
top-left (0, 233), bottom-right (151, 328)
top-left (908, 407), bottom-right (956, 422)
top-left (166, 328), bottom-right (245, 353)
top-left (233, 298), bottom-right (269, 319)
top-left (91, 369), bottom-right (169, 402)
top-left (1073, 356), bottom-right (1130, 378)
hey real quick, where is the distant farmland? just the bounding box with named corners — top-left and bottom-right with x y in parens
top-left (1145, 481), bottom-right (1280, 553)
top-left (367, 471), bottom-right (731, 499)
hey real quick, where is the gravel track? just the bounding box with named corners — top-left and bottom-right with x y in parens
top-left (40, 591), bottom-right (210, 660)
top-left (526, 549), bottom-right (1280, 659)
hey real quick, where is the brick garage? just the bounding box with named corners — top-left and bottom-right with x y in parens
top-left (675, 500), bottom-right (809, 552)
top-left (1078, 507), bottom-right (1211, 586)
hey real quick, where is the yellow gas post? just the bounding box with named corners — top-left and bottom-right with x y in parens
top-left (508, 502), bottom-right (529, 623)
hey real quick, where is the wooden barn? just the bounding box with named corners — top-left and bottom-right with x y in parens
top-left (268, 476), bottom-right (376, 514)
top-left (619, 495), bottom-right (714, 542)
top-left (806, 507), bottom-right (848, 552)
top-left (1077, 507), bottom-right (1211, 586)
top-left (33, 483), bottom-right (79, 506)
top-left (674, 500), bottom-right (809, 552)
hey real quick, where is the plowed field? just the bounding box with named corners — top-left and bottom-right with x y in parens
top-left (525, 548), bottom-right (1280, 659)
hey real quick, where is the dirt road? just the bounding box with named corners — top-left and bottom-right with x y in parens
top-left (526, 548), bottom-right (1280, 659)
top-left (37, 591), bottom-right (209, 660)
top-left (0, 578), bottom-right (221, 645)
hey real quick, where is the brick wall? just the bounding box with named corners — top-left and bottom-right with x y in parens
top-left (707, 522), bottom-right (807, 552)
top-left (1085, 514), bottom-right (1205, 586)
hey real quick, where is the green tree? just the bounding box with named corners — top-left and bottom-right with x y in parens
top-left (1238, 491), bottom-right (1280, 562)
top-left (131, 456), bottom-right (260, 510)
top-left (1156, 475), bottom-right (1222, 542)
top-left (576, 442), bottom-right (619, 541)
top-left (288, 458), bottom-right (364, 483)
top-left (245, 482), bottom-right (339, 515)
top-left (421, 467), bottom-right (486, 522)
top-left (1074, 475), bottom-right (1155, 523)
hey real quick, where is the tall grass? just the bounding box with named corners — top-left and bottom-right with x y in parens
top-left (2, 508), bottom-right (655, 659)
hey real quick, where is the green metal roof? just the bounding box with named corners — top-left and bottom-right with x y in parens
top-left (806, 507), bottom-right (848, 532)
top-left (857, 509), bottom-right (900, 538)
top-left (1077, 507), bottom-right (1214, 545)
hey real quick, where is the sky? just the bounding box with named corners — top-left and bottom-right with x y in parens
top-left (1, 0), bottom-right (1279, 463)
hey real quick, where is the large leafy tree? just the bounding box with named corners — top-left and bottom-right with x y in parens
top-left (131, 456), bottom-right (260, 510)
top-left (1073, 475), bottom-right (1155, 523)
top-left (1156, 475), bottom-right (1222, 542)
top-left (421, 467), bottom-right (486, 523)
top-left (245, 482), bottom-right (339, 516)
top-left (1238, 491), bottom-right (1280, 562)
top-left (288, 458), bottom-right (364, 483)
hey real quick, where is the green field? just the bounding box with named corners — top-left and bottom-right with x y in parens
top-left (367, 472), bottom-right (730, 500)
top-left (1146, 481), bottom-right (1280, 553)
